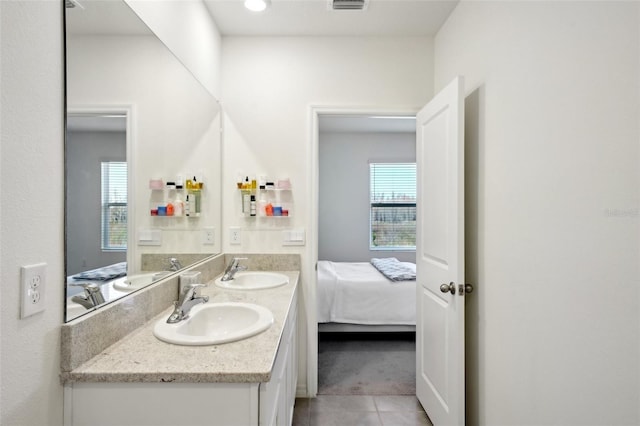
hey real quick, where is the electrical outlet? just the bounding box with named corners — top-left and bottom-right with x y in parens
top-left (203, 227), bottom-right (215, 245)
top-left (229, 227), bottom-right (242, 245)
top-left (21, 262), bottom-right (46, 318)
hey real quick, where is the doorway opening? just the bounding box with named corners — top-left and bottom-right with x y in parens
top-left (316, 112), bottom-right (417, 392)
top-left (299, 108), bottom-right (432, 423)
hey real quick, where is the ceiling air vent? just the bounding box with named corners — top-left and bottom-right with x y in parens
top-left (330, 0), bottom-right (369, 11)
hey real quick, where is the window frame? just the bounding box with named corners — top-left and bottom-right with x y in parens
top-left (369, 161), bottom-right (417, 251)
top-left (100, 160), bottom-right (128, 252)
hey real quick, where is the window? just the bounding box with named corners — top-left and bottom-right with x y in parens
top-left (369, 162), bottom-right (416, 250)
top-left (101, 161), bottom-right (127, 251)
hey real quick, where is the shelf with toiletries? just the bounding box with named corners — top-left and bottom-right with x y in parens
top-left (236, 187), bottom-right (293, 219)
top-left (235, 175), bottom-right (293, 218)
top-left (149, 176), bottom-right (204, 218)
top-left (237, 189), bottom-right (292, 218)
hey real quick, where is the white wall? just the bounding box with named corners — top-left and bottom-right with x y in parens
top-left (126, 0), bottom-right (222, 99)
top-left (0, 1), bottom-right (65, 425)
top-left (319, 131), bottom-right (416, 263)
top-left (221, 36), bottom-right (434, 394)
top-left (435, 1), bottom-right (640, 424)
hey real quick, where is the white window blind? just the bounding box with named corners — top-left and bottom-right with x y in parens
top-left (101, 161), bottom-right (127, 251)
top-left (369, 162), bottom-right (416, 250)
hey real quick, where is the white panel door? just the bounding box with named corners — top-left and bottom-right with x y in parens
top-left (415, 76), bottom-right (466, 426)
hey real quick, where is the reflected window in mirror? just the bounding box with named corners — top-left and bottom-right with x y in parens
top-left (101, 160), bottom-right (128, 251)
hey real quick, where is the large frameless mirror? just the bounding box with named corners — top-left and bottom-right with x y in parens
top-left (64, 0), bottom-right (222, 321)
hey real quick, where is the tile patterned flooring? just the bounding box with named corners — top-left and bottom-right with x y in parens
top-left (292, 395), bottom-right (433, 426)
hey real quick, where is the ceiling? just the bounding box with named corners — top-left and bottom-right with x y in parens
top-left (203, 0), bottom-right (459, 36)
top-left (66, 0), bottom-right (454, 133)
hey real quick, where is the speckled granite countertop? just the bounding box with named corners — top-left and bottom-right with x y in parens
top-left (61, 271), bottom-right (298, 385)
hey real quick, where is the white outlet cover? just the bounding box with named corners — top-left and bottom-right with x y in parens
top-left (21, 262), bottom-right (46, 318)
top-left (203, 227), bottom-right (215, 245)
top-left (229, 227), bottom-right (242, 245)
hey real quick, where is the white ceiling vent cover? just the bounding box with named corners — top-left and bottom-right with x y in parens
top-left (329, 0), bottom-right (369, 11)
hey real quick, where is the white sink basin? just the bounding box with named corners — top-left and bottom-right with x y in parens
top-left (153, 302), bottom-right (274, 346)
top-left (215, 271), bottom-right (289, 290)
top-left (113, 272), bottom-right (168, 292)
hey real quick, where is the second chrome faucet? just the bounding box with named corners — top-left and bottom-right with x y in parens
top-left (220, 257), bottom-right (248, 282)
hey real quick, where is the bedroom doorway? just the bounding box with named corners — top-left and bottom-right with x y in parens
top-left (309, 108), bottom-right (420, 398)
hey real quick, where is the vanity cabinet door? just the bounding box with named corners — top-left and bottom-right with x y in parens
top-left (65, 382), bottom-right (259, 426)
top-left (260, 288), bottom-right (298, 426)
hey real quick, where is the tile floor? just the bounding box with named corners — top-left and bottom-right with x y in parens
top-left (292, 395), bottom-right (433, 426)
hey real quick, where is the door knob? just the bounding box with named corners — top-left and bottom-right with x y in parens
top-left (440, 282), bottom-right (474, 295)
top-left (440, 282), bottom-right (456, 295)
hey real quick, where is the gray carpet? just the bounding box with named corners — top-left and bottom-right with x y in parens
top-left (317, 332), bottom-right (416, 395)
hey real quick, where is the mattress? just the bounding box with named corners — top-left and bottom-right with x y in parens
top-left (317, 260), bottom-right (416, 325)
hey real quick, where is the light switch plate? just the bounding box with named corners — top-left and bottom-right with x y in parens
top-left (21, 262), bottom-right (47, 318)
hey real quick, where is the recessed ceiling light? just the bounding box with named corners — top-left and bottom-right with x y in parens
top-left (244, 0), bottom-right (270, 12)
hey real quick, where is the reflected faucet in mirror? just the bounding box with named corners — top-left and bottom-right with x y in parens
top-left (168, 258), bottom-right (183, 272)
top-left (70, 282), bottom-right (106, 310)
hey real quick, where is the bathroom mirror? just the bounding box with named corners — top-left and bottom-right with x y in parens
top-left (64, 0), bottom-right (222, 321)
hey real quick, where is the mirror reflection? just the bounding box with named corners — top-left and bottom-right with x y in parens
top-left (65, 0), bottom-right (222, 322)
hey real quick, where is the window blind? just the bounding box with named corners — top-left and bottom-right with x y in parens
top-left (101, 161), bottom-right (127, 251)
top-left (369, 163), bottom-right (416, 250)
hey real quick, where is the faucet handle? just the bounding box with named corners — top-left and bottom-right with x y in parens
top-left (70, 282), bottom-right (100, 292)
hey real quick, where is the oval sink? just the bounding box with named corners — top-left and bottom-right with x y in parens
top-left (113, 272), bottom-right (169, 292)
top-left (215, 271), bottom-right (289, 290)
top-left (153, 302), bottom-right (274, 346)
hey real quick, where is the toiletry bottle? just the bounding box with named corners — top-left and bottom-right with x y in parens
top-left (243, 191), bottom-right (251, 216)
top-left (166, 202), bottom-right (174, 216)
top-left (189, 192), bottom-right (197, 216)
top-left (185, 194), bottom-right (191, 217)
top-left (258, 193), bottom-right (267, 217)
top-left (250, 195), bottom-right (256, 216)
top-left (192, 176), bottom-right (201, 214)
top-left (174, 191), bottom-right (183, 217)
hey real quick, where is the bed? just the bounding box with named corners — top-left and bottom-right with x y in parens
top-left (66, 262), bottom-right (127, 296)
top-left (317, 259), bottom-right (417, 332)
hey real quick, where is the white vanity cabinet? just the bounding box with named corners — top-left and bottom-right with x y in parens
top-left (260, 289), bottom-right (298, 426)
top-left (64, 288), bottom-right (298, 426)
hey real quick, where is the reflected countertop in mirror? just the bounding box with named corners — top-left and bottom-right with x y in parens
top-left (64, 0), bottom-right (222, 322)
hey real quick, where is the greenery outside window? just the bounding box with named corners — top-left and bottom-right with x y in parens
top-left (101, 161), bottom-right (127, 251)
top-left (370, 162), bottom-right (416, 250)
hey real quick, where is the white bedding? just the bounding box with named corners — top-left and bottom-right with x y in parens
top-left (317, 260), bottom-right (416, 325)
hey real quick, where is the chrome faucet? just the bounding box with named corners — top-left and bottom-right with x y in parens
top-left (168, 257), bottom-right (182, 272)
top-left (220, 257), bottom-right (248, 281)
top-left (166, 283), bottom-right (209, 324)
top-left (70, 283), bottom-right (106, 309)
